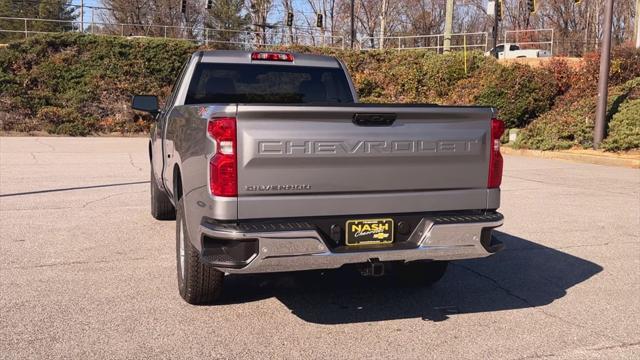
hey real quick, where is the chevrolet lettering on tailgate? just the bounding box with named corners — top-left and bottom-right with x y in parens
top-left (256, 139), bottom-right (482, 156)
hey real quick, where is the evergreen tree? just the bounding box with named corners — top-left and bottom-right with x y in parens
top-left (0, 0), bottom-right (77, 42)
top-left (35, 0), bottom-right (77, 32)
top-left (205, 0), bottom-right (250, 48)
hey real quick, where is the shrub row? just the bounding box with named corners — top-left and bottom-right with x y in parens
top-left (515, 77), bottom-right (640, 151)
top-left (1, 33), bottom-right (638, 151)
top-left (0, 34), bottom-right (194, 134)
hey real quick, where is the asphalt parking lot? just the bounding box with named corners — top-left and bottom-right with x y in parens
top-left (1, 137), bottom-right (638, 359)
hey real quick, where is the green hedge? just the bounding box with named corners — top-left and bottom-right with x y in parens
top-left (0, 34), bottom-right (195, 134)
top-left (1, 33), bottom-right (639, 151)
top-left (515, 77), bottom-right (640, 151)
top-left (447, 61), bottom-right (559, 129)
top-left (601, 80), bottom-right (640, 151)
top-left (292, 47), bottom-right (559, 128)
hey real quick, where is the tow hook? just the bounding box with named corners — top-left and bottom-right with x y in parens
top-left (359, 259), bottom-right (385, 277)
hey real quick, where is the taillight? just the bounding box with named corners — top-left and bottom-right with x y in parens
top-left (207, 117), bottom-right (237, 197)
top-left (251, 52), bottom-right (294, 62)
top-left (488, 118), bottom-right (505, 188)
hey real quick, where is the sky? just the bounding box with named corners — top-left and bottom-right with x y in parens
top-left (70, 0), bottom-right (104, 25)
top-left (70, 0), bottom-right (322, 28)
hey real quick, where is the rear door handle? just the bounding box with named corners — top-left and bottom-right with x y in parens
top-left (352, 113), bottom-right (396, 127)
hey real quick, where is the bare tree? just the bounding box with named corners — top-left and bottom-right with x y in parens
top-left (97, 0), bottom-right (636, 53)
top-left (103, 0), bottom-right (202, 38)
top-left (247, 0), bottom-right (273, 45)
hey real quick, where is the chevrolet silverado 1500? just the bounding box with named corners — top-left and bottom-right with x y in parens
top-left (132, 50), bottom-right (505, 304)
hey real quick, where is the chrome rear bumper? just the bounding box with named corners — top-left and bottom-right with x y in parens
top-left (199, 213), bottom-right (503, 274)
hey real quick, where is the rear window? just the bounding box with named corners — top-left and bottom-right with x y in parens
top-left (185, 63), bottom-right (354, 104)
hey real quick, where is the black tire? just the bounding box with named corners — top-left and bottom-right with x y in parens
top-left (150, 168), bottom-right (175, 220)
top-left (395, 261), bottom-right (449, 287)
top-left (176, 198), bottom-right (224, 304)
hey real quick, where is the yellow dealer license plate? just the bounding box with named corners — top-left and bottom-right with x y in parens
top-left (345, 218), bottom-right (394, 246)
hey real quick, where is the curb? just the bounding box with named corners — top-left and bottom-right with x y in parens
top-left (502, 147), bottom-right (640, 169)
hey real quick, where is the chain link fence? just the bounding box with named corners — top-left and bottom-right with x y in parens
top-left (0, 17), bottom-right (344, 49)
top-left (359, 32), bottom-right (489, 52)
top-left (0, 16), bottom-right (608, 57)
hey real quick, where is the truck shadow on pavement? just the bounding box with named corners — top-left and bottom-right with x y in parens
top-left (219, 231), bottom-right (603, 324)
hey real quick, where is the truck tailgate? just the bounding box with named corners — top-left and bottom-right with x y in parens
top-left (235, 105), bottom-right (494, 218)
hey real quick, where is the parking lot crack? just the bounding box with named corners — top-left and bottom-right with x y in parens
top-left (34, 138), bottom-right (55, 151)
top-left (503, 241), bottom-right (638, 253)
top-left (454, 263), bottom-right (533, 305)
top-left (81, 190), bottom-right (146, 208)
top-left (128, 153), bottom-right (143, 172)
top-left (514, 352), bottom-right (560, 360)
top-left (589, 341), bottom-right (640, 352)
top-left (1, 206), bottom-right (75, 212)
top-left (11, 256), bottom-right (147, 270)
top-left (514, 341), bottom-right (640, 359)
top-left (503, 175), bottom-right (633, 196)
top-left (554, 241), bottom-right (632, 250)
top-left (454, 263), bottom-right (625, 345)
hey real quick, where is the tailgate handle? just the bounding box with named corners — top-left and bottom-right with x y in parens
top-left (352, 113), bottom-right (396, 126)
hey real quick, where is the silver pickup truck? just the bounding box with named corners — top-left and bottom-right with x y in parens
top-left (132, 50), bottom-right (505, 304)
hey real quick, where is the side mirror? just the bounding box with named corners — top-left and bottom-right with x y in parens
top-left (132, 95), bottom-right (159, 115)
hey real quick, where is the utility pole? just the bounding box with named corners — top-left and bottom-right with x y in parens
top-left (443, 0), bottom-right (454, 52)
top-left (595, 0), bottom-right (601, 49)
top-left (379, 0), bottom-right (387, 49)
top-left (285, 2), bottom-right (294, 45)
top-left (321, 2), bottom-right (326, 47)
top-left (594, 0), bottom-right (614, 148)
top-left (350, 0), bottom-right (355, 48)
top-left (584, 0), bottom-right (590, 55)
top-left (80, 0), bottom-right (84, 33)
top-left (636, 0), bottom-right (640, 49)
top-left (492, 1), bottom-right (500, 55)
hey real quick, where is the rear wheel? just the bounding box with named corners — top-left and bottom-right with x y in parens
top-left (150, 168), bottom-right (175, 220)
top-left (396, 261), bottom-right (449, 287)
top-left (176, 198), bottom-right (224, 304)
